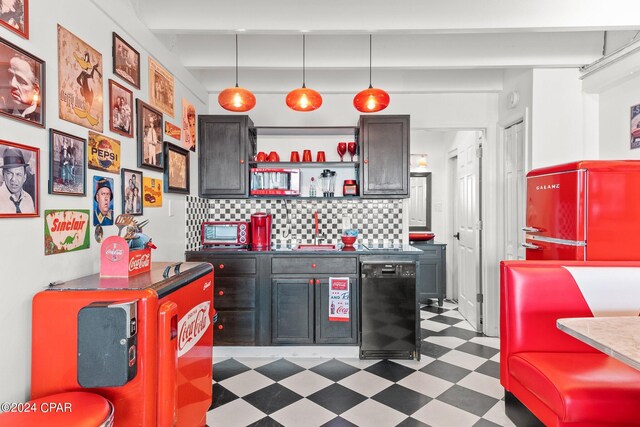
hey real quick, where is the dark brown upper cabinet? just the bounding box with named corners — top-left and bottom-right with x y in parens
top-left (359, 115), bottom-right (410, 198)
top-left (198, 115), bottom-right (255, 198)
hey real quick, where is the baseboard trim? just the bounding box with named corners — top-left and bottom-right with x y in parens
top-left (213, 346), bottom-right (360, 359)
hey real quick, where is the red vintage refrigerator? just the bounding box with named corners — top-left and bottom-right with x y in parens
top-left (525, 160), bottom-right (640, 260)
top-left (31, 262), bottom-right (214, 427)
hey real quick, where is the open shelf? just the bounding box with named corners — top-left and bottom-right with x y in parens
top-left (254, 126), bottom-right (358, 136)
top-left (249, 161), bottom-right (359, 168)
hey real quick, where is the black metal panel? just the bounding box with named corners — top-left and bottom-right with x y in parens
top-left (77, 302), bottom-right (137, 387)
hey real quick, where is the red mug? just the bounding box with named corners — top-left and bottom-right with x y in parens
top-left (267, 151), bottom-right (280, 162)
top-left (256, 152), bottom-right (266, 162)
top-left (316, 151), bottom-right (326, 162)
top-left (290, 151), bottom-right (300, 162)
top-left (302, 150), bottom-right (312, 162)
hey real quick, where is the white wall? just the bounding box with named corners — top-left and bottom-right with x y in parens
top-left (598, 74), bottom-right (640, 159)
top-left (531, 68), bottom-right (585, 168)
top-left (0, 0), bottom-right (207, 402)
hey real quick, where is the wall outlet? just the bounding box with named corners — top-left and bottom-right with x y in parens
top-left (168, 200), bottom-right (174, 217)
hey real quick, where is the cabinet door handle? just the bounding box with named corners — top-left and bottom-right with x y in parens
top-left (311, 263), bottom-right (317, 269)
top-left (240, 159), bottom-right (245, 164)
top-left (218, 290), bottom-right (224, 296)
top-left (217, 324), bottom-right (224, 330)
top-left (315, 279), bottom-right (320, 285)
top-left (219, 264), bottom-right (224, 269)
top-left (309, 279), bottom-right (313, 285)
top-left (364, 159), bottom-right (368, 164)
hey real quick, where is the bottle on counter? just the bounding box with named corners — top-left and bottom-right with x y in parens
top-left (309, 177), bottom-right (317, 197)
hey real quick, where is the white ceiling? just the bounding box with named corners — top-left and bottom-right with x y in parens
top-left (129, 0), bottom-right (640, 94)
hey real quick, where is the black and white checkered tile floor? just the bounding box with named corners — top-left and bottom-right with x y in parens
top-left (207, 300), bottom-right (513, 427)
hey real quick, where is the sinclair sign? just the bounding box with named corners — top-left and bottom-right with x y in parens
top-left (44, 210), bottom-right (91, 255)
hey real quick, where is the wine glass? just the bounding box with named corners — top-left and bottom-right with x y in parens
top-left (347, 142), bottom-right (357, 162)
top-left (337, 142), bottom-right (347, 162)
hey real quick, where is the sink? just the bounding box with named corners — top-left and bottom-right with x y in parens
top-left (294, 244), bottom-right (337, 251)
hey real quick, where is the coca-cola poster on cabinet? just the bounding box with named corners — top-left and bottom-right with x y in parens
top-left (329, 277), bottom-right (350, 322)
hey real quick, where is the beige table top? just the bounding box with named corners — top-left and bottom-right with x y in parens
top-left (557, 317), bottom-right (640, 371)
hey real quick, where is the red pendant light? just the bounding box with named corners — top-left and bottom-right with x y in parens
top-left (218, 35), bottom-right (256, 112)
top-left (354, 35), bottom-right (389, 113)
top-left (286, 35), bottom-right (322, 112)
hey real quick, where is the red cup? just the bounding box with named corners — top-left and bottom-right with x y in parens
top-left (302, 150), bottom-right (312, 162)
top-left (290, 151), bottom-right (300, 162)
top-left (316, 151), bottom-right (326, 162)
top-left (256, 152), bottom-right (266, 162)
top-left (268, 151), bottom-right (279, 162)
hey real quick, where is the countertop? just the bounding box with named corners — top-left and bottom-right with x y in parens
top-left (187, 244), bottom-right (424, 255)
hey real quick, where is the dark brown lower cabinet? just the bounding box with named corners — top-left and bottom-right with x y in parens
top-left (410, 243), bottom-right (446, 305)
top-left (271, 277), bottom-right (358, 345)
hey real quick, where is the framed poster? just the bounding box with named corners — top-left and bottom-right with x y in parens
top-left (92, 175), bottom-right (113, 226)
top-left (121, 168), bottom-right (142, 215)
top-left (136, 99), bottom-right (164, 171)
top-left (112, 32), bottom-right (140, 89)
top-left (88, 131), bottom-right (120, 174)
top-left (57, 24), bottom-right (103, 132)
top-left (49, 129), bottom-right (86, 196)
top-left (164, 142), bottom-right (189, 194)
top-left (181, 98), bottom-right (196, 152)
top-left (148, 56), bottom-right (174, 117)
top-left (109, 79), bottom-right (133, 138)
top-left (164, 121), bottom-right (180, 139)
top-left (0, 36), bottom-right (44, 127)
top-left (142, 176), bottom-right (162, 207)
top-left (631, 104), bottom-right (640, 150)
top-left (0, 0), bottom-right (27, 39)
top-left (44, 209), bottom-right (90, 255)
top-left (0, 139), bottom-right (38, 217)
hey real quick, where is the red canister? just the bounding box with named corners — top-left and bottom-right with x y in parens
top-left (343, 180), bottom-right (358, 196)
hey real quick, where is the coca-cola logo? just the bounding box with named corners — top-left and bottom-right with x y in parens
top-left (177, 301), bottom-right (211, 357)
top-left (105, 242), bottom-right (124, 262)
top-left (336, 306), bottom-right (349, 314)
top-left (129, 253), bottom-right (151, 271)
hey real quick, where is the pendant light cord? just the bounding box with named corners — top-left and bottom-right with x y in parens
top-left (369, 34), bottom-right (373, 89)
top-left (302, 34), bottom-right (306, 88)
top-left (235, 34), bottom-right (239, 87)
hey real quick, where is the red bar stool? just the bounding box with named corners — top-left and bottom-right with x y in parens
top-left (0, 391), bottom-right (114, 426)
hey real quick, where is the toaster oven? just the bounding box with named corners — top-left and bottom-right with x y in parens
top-left (201, 221), bottom-right (250, 246)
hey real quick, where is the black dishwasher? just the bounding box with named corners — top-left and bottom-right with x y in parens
top-left (360, 261), bottom-right (419, 360)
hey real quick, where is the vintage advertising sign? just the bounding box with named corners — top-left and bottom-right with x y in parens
top-left (149, 56), bottom-right (174, 117)
top-left (57, 25), bottom-right (103, 132)
top-left (143, 177), bottom-right (162, 207)
top-left (88, 131), bottom-right (120, 173)
top-left (182, 98), bottom-right (196, 152)
top-left (178, 301), bottom-right (211, 357)
top-left (329, 277), bottom-right (350, 322)
top-left (164, 121), bottom-right (181, 139)
top-left (44, 209), bottom-right (90, 255)
top-left (631, 104), bottom-right (640, 150)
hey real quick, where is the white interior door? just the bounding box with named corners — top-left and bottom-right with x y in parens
top-left (504, 121), bottom-right (526, 260)
top-left (457, 133), bottom-right (481, 330)
top-left (448, 154), bottom-right (458, 300)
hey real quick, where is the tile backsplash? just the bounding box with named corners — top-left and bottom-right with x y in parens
top-left (185, 196), bottom-right (403, 251)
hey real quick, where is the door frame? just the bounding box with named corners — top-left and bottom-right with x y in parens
top-left (446, 149), bottom-right (458, 300)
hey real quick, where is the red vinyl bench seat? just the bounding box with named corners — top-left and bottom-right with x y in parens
top-left (500, 261), bottom-right (640, 426)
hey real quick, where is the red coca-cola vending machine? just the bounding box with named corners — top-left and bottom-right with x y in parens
top-left (31, 261), bottom-right (214, 427)
top-left (525, 160), bottom-right (640, 260)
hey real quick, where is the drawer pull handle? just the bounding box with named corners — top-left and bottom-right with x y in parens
top-left (312, 263), bottom-right (317, 268)
top-left (219, 264), bottom-right (224, 269)
top-left (218, 290), bottom-right (224, 296)
top-left (240, 159), bottom-right (245, 164)
top-left (218, 325), bottom-right (224, 330)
